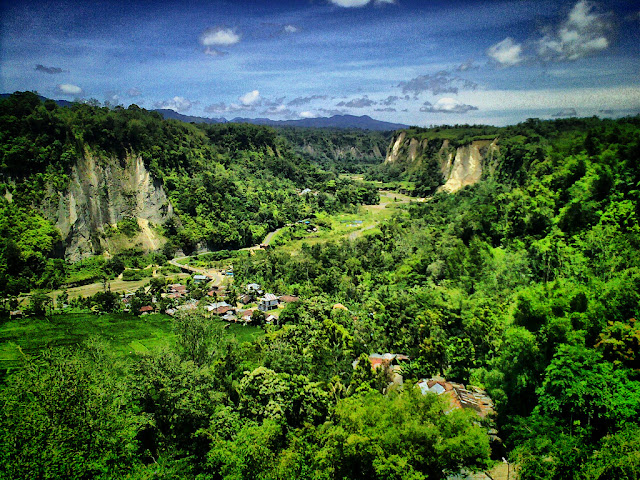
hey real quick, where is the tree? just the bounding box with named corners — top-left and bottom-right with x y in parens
top-left (0, 346), bottom-right (143, 479)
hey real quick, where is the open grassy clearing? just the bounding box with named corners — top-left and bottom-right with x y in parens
top-left (0, 312), bottom-right (264, 374)
top-left (272, 190), bottom-right (415, 252)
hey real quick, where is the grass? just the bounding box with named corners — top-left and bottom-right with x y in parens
top-left (0, 312), bottom-right (264, 375)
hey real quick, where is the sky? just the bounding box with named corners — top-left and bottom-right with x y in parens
top-left (1, 0), bottom-right (639, 126)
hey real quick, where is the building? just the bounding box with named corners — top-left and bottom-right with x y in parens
top-left (258, 293), bottom-right (279, 312)
top-left (279, 295), bottom-right (300, 304)
top-left (193, 275), bottom-right (208, 283)
top-left (416, 377), bottom-right (495, 418)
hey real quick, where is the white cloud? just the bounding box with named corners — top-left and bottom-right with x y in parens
top-left (199, 27), bottom-right (241, 46)
top-left (420, 98), bottom-right (478, 114)
top-left (283, 25), bottom-right (299, 33)
top-left (537, 0), bottom-right (612, 61)
top-left (239, 90), bottom-right (260, 106)
top-left (300, 111), bottom-right (318, 118)
top-left (154, 96), bottom-right (194, 112)
top-left (486, 37), bottom-right (524, 67)
top-left (56, 83), bottom-right (83, 95)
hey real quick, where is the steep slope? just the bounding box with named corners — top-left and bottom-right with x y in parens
top-left (41, 151), bottom-right (173, 261)
top-left (384, 132), bottom-right (499, 193)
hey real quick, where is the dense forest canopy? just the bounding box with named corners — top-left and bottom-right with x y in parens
top-left (1, 91), bottom-right (639, 479)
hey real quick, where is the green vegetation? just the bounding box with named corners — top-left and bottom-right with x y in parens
top-left (1, 93), bottom-right (640, 479)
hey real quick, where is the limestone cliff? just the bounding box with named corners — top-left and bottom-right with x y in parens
top-left (41, 150), bottom-right (173, 261)
top-left (384, 133), bottom-right (499, 193)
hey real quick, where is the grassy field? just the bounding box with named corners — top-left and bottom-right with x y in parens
top-left (273, 191), bottom-right (414, 252)
top-left (0, 312), bottom-right (264, 374)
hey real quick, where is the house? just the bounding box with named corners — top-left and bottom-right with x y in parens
top-left (206, 301), bottom-right (234, 316)
top-left (165, 308), bottom-right (176, 316)
top-left (168, 283), bottom-right (187, 292)
top-left (139, 305), bottom-right (154, 315)
top-left (279, 295), bottom-right (300, 304)
top-left (416, 377), bottom-right (495, 418)
top-left (239, 309), bottom-right (254, 323)
top-left (246, 283), bottom-right (262, 293)
top-left (258, 293), bottom-right (279, 312)
top-left (266, 314), bottom-right (277, 324)
top-left (239, 293), bottom-right (253, 304)
top-left (222, 311), bottom-right (238, 322)
top-left (193, 275), bottom-right (208, 284)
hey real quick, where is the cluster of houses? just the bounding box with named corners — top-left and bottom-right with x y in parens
top-left (206, 284), bottom-right (300, 325)
top-left (128, 277), bottom-right (300, 326)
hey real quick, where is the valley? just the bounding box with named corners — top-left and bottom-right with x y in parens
top-left (1, 92), bottom-right (639, 480)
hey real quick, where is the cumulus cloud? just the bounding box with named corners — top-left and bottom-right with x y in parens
top-left (127, 88), bottom-right (142, 97)
top-left (336, 96), bottom-right (377, 108)
top-left (397, 71), bottom-right (478, 97)
top-left (154, 96), bottom-right (195, 112)
top-left (287, 95), bottom-right (328, 107)
top-left (283, 24), bottom-right (299, 33)
top-left (300, 111), bottom-right (318, 118)
top-left (56, 83), bottom-right (83, 95)
top-left (552, 108), bottom-right (577, 117)
top-left (537, 0), bottom-right (612, 61)
top-left (199, 27), bottom-right (241, 46)
top-left (487, 37), bottom-right (524, 67)
top-left (239, 90), bottom-right (261, 106)
top-left (420, 98), bottom-right (479, 114)
top-left (35, 64), bottom-right (63, 74)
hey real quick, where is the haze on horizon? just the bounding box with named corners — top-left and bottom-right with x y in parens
top-left (1, 0), bottom-right (638, 126)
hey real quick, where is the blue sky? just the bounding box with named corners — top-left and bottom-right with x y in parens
top-left (1, 0), bottom-right (638, 126)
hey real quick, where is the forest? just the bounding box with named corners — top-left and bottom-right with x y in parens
top-left (0, 92), bottom-right (639, 479)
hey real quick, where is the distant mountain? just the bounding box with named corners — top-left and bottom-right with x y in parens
top-left (153, 109), bottom-right (408, 131)
top-left (153, 109), bottom-right (225, 125)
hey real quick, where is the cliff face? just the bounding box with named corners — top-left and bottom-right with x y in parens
top-left (385, 134), bottom-right (499, 193)
top-left (41, 151), bottom-right (173, 261)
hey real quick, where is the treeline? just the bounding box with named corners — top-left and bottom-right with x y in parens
top-left (234, 115), bottom-right (640, 478)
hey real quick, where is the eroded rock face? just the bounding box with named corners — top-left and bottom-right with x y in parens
top-left (384, 133), bottom-right (499, 193)
top-left (41, 151), bottom-right (173, 261)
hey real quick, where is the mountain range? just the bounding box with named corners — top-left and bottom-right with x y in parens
top-left (153, 109), bottom-right (409, 131)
